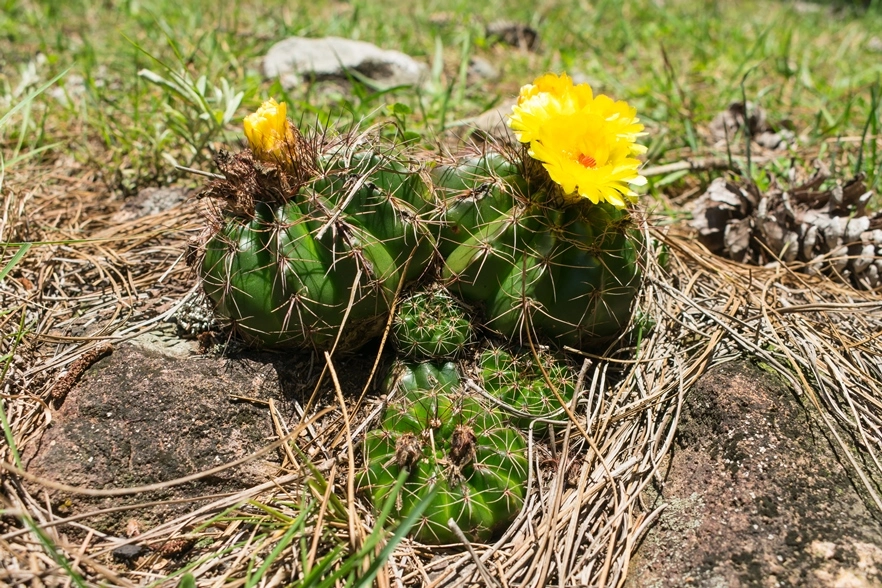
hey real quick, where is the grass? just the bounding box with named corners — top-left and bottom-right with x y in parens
top-left (2, 0), bottom-right (882, 195)
top-left (2, 0), bottom-right (882, 586)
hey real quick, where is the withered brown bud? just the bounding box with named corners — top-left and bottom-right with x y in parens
top-left (449, 424), bottom-right (477, 467)
top-left (394, 433), bottom-right (423, 469)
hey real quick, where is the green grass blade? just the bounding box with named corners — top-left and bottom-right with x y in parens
top-left (296, 544), bottom-right (347, 587)
top-left (856, 79), bottom-right (880, 177)
top-left (20, 515), bottom-right (88, 588)
top-left (2, 142), bottom-right (63, 169)
top-left (313, 469), bottom-right (436, 588)
top-left (0, 68), bottom-right (70, 131)
top-left (0, 243), bottom-right (31, 283)
top-left (354, 481), bottom-right (439, 588)
top-left (244, 516), bottom-right (304, 588)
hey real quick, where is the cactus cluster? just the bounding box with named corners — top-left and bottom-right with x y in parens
top-left (196, 73), bottom-right (648, 546)
top-left (357, 362), bottom-right (528, 544)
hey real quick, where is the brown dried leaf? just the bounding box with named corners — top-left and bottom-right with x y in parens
top-left (708, 101), bottom-right (794, 150)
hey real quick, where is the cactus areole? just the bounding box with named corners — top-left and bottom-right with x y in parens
top-left (433, 151), bottom-right (644, 350)
top-left (197, 118), bottom-right (435, 350)
top-left (358, 362), bottom-right (528, 544)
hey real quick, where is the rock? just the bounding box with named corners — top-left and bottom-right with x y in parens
top-left (485, 20), bottom-right (539, 51)
top-left (467, 56), bottom-right (500, 83)
top-left (263, 36), bottom-right (427, 90)
top-left (428, 11), bottom-right (456, 28)
top-left (112, 543), bottom-right (147, 562)
top-left (22, 342), bottom-right (299, 536)
top-left (48, 73), bottom-right (88, 108)
top-left (628, 361), bottom-right (882, 587)
top-left (449, 99), bottom-right (517, 145)
top-left (111, 187), bottom-right (190, 222)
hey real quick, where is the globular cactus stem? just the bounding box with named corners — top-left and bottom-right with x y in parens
top-left (358, 361), bottom-right (528, 544)
top-left (195, 99), bottom-right (435, 351)
top-left (392, 287), bottom-right (475, 360)
top-left (478, 345), bottom-right (577, 433)
top-left (434, 73), bottom-right (648, 351)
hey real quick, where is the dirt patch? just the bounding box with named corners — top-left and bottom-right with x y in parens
top-left (21, 338), bottom-right (378, 537)
top-left (628, 360), bottom-right (882, 587)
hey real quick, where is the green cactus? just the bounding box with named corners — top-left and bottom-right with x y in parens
top-left (392, 288), bottom-right (474, 360)
top-left (197, 139), bottom-right (435, 351)
top-left (358, 361), bottom-right (528, 544)
top-left (433, 150), bottom-right (644, 350)
top-left (478, 346), bottom-right (576, 432)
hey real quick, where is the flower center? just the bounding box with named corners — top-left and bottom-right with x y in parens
top-left (577, 153), bottom-right (597, 168)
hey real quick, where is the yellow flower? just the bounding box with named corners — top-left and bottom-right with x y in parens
top-left (508, 73), bottom-right (647, 207)
top-left (243, 98), bottom-right (298, 163)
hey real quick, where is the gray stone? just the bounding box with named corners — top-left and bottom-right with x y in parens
top-left (22, 343), bottom-right (295, 536)
top-left (111, 187), bottom-right (190, 222)
top-left (485, 20), bottom-right (539, 51)
top-left (467, 56), bottom-right (499, 83)
top-left (263, 36), bottom-right (427, 90)
top-left (449, 99), bottom-right (517, 145)
top-left (628, 361), bottom-right (882, 587)
top-left (112, 543), bottom-right (146, 562)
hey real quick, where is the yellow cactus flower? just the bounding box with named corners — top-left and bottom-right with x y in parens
top-left (508, 73), bottom-right (646, 208)
top-left (243, 98), bottom-right (298, 164)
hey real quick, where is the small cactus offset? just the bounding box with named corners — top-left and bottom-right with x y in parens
top-left (478, 346), bottom-right (577, 432)
top-left (358, 361), bottom-right (528, 544)
top-left (434, 74), bottom-right (647, 350)
top-left (196, 99), bottom-right (435, 350)
top-left (392, 288), bottom-right (474, 360)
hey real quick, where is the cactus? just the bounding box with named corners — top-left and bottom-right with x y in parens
top-left (433, 74), bottom-right (647, 351)
top-left (358, 361), bottom-right (528, 544)
top-left (196, 100), bottom-right (435, 350)
top-left (392, 288), bottom-right (474, 360)
top-left (478, 346), bottom-right (576, 432)
top-left (434, 150), bottom-right (644, 350)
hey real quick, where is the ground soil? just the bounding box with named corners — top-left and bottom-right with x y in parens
top-left (21, 334), bottom-right (380, 540)
top-left (628, 360), bottom-right (882, 588)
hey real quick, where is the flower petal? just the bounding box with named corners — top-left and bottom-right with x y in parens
top-left (243, 98), bottom-right (296, 163)
top-left (508, 73), bottom-right (646, 208)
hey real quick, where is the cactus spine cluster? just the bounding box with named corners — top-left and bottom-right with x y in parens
top-left (197, 102), bottom-right (434, 350)
top-left (358, 361), bottom-right (528, 544)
